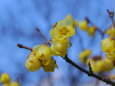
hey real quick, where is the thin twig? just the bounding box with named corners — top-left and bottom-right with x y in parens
top-left (107, 9), bottom-right (115, 29)
top-left (85, 17), bottom-right (104, 35)
top-left (88, 62), bottom-right (93, 74)
top-left (17, 44), bottom-right (32, 51)
top-left (107, 9), bottom-right (115, 50)
top-left (35, 28), bottom-right (51, 46)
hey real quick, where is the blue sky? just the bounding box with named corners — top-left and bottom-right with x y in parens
top-left (0, 0), bottom-right (115, 86)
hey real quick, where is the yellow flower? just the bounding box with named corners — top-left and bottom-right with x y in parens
top-left (51, 41), bottom-right (68, 57)
top-left (79, 49), bottom-right (92, 63)
top-left (78, 20), bottom-right (89, 31)
top-left (64, 15), bottom-right (74, 26)
top-left (106, 49), bottom-right (115, 61)
top-left (9, 82), bottom-right (20, 86)
top-left (87, 59), bottom-right (99, 72)
top-left (87, 58), bottom-right (112, 72)
top-left (33, 44), bottom-right (52, 61)
top-left (41, 57), bottom-right (51, 66)
top-left (2, 83), bottom-right (9, 86)
top-left (43, 58), bottom-right (58, 72)
top-left (0, 73), bottom-right (10, 84)
top-left (101, 37), bottom-right (114, 53)
top-left (73, 20), bottom-right (78, 28)
top-left (50, 25), bottom-right (75, 42)
top-left (57, 15), bottom-right (77, 27)
top-left (95, 59), bottom-right (113, 72)
top-left (106, 26), bottom-right (115, 37)
top-left (25, 52), bottom-right (41, 72)
top-left (88, 26), bottom-right (97, 36)
top-left (103, 57), bottom-right (114, 70)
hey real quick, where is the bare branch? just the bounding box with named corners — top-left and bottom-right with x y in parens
top-left (88, 62), bottom-right (93, 74)
top-left (35, 28), bottom-right (51, 46)
top-left (63, 55), bottom-right (115, 86)
top-left (107, 9), bottom-right (115, 29)
top-left (17, 44), bottom-right (32, 51)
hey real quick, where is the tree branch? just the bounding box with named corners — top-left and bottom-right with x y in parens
top-left (35, 28), bottom-right (51, 46)
top-left (17, 44), bottom-right (32, 51)
top-left (17, 44), bottom-right (115, 86)
top-left (63, 55), bottom-right (115, 86)
top-left (107, 9), bottom-right (115, 29)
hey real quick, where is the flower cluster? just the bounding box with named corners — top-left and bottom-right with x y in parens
top-left (0, 73), bottom-right (20, 86)
top-left (26, 44), bottom-right (58, 72)
top-left (25, 15), bottom-right (76, 72)
top-left (77, 24), bottom-right (115, 73)
top-left (79, 27), bottom-right (115, 72)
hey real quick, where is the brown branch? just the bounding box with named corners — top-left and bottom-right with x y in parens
top-left (88, 62), bottom-right (93, 74)
top-left (107, 9), bottom-right (115, 29)
top-left (35, 28), bottom-right (51, 46)
top-left (85, 17), bottom-right (104, 35)
top-left (17, 44), bottom-right (32, 51)
top-left (63, 55), bottom-right (115, 86)
top-left (107, 9), bottom-right (115, 49)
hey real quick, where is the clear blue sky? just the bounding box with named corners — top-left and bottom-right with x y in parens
top-left (0, 0), bottom-right (115, 86)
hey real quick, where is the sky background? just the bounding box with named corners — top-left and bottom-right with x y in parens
top-left (0, 0), bottom-right (115, 86)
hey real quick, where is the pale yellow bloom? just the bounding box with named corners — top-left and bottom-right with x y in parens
top-left (34, 44), bottom-right (52, 61)
top-left (25, 52), bottom-right (41, 72)
top-left (101, 37), bottom-right (114, 53)
top-left (50, 25), bottom-right (75, 42)
top-left (0, 73), bottom-right (10, 84)
top-left (43, 58), bottom-right (58, 72)
top-left (78, 20), bottom-right (89, 31)
top-left (9, 82), bottom-right (20, 86)
top-left (51, 41), bottom-right (68, 57)
top-left (88, 26), bottom-right (97, 36)
top-left (106, 26), bottom-right (115, 37)
top-left (79, 49), bottom-right (92, 63)
top-left (2, 83), bottom-right (9, 86)
top-left (103, 57), bottom-right (114, 69)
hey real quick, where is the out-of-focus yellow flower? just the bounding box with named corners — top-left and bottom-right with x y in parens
top-left (43, 58), bottom-right (58, 72)
top-left (79, 49), bottom-right (92, 63)
top-left (109, 75), bottom-right (115, 80)
top-left (103, 57), bottom-right (114, 70)
top-left (88, 26), bottom-right (97, 36)
top-left (25, 52), bottom-right (41, 72)
top-left (87, 59), bottom-right (99, 72)
top-left (106, 49), bottom-right (115, 61)
top-left (0, 73), bottom-right (10, 84)
top-left (78, 20), bottom-right (89, 31)
top-left (101, 37), bottom-right (114, 53)
top-left (9, 82), bottom-right (20, 86)
top-left (86, 57), bottom-right (114, 73)
top-left (106, 26), bottom-right (115, 37)
top-left (73, 20), bottom-right (78, 28)
top-left (95, 59), bottom-right (113, 72)
top-left (2, 83), bottom-right (9, 86)
top-left (51, 41), bottom-right (68, 57)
